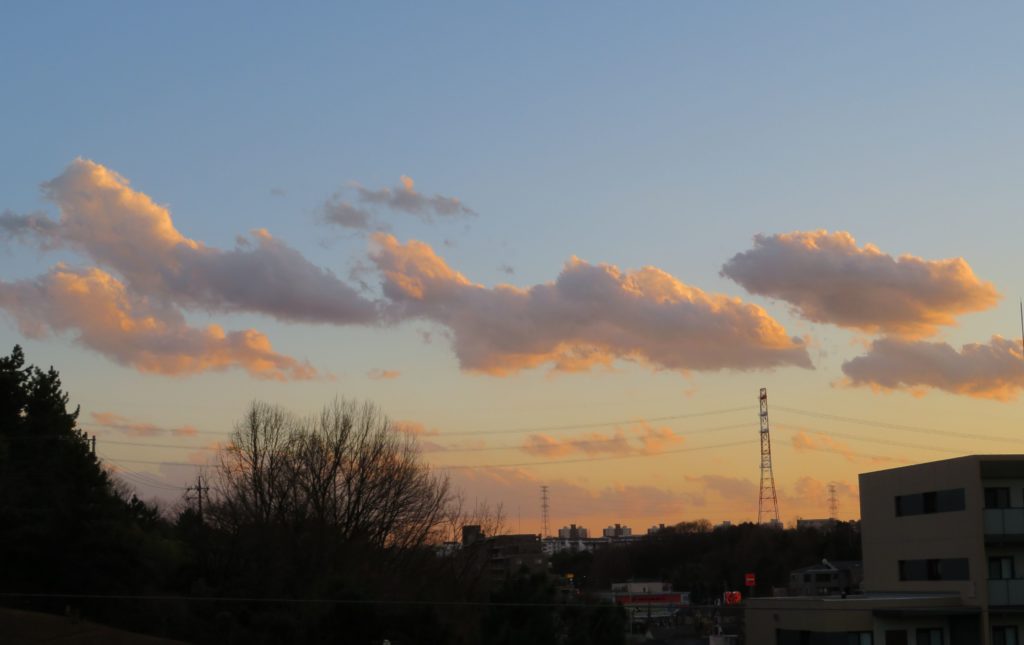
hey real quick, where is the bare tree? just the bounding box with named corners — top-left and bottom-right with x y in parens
top-left (211, 399), bottom-right (452, 554)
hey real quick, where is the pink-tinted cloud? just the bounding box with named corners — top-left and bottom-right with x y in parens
top-left (722, 230), bottom-right (999, 337)
top-left (371, 234), bottom-right (812, 375)
top-left (841, 335), bottom-right (1024, 401)
top-left (788, 430), bottom-right (899, 466)
top-left (521, 422), bottom-right (684, 458)
top-left (0, 265), bottom-right (317, 379)
top-left (367, 368), bottom-right (401, 380)
top-left (90, 411), bottom-right (199, 437)
top-left (7, 159), bottom-right (378, 326)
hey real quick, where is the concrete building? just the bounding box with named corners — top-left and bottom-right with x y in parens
top-left (797, 518), bottom-right (838, 531)
top-left (558, 524), bottom-right (589, 539)
top-left (748, 455), bottom-right (1024, 644)
top-left (788, 560), bottom-right (863, 597)
top-left (486, 534), bottom-right (547, 585)
top-left (603, 523), bottom-right (633, 538)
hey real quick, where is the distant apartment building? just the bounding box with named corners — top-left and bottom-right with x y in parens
top-left (486, 534), bottom-right (547, 586)
top-left (603, 523), bottom-right (633, 538)
top-left (796, 518), bottom-right (837, 531)
top-left (747, 455), bottom-right (1024, 645)
top-left (558, 524), bottom-right (589, 539)
top-left (647, 523), bottom-right (667, 535)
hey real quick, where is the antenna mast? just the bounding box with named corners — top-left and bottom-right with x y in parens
top-left (757, 388), bottom-right (780, 525)
top-left (540, 485), bottom-right (550, 538)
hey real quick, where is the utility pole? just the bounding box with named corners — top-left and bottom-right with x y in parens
top-left (757, 388), bottom-right (780, 526)
top-left (186, 473), bottom-right (209, 521)
top-left (90, 435), bottom-right (96, 455)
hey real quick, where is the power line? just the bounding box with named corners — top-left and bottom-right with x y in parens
top-left (98, 438), bottom-right (754, 472)
top-left (775, 405), bottom-right (1019, 444)
top-left (89, 421), bottom-right (751, 455)
top-left (774, 424), bottom-right (966, 455)
top-left (81, 405), bottom-right (749, 440)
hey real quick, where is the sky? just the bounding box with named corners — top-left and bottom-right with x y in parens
top-left (2, 3), bottom-right (1024, 534)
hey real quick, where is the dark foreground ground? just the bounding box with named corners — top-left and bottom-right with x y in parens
top-left (0, 608), bottom-right (189, 645)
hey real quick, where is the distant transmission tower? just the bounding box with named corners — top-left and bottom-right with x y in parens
top-left (757, 388), bottom-right (780, 525)
top-left (540, 485), bottom-right (550, 537)
top-left (827, 482), bottom-right (838, 521)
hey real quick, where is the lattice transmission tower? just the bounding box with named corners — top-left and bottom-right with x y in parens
top-left (757, 388), bottom-right (780, 525)
top-left (540, 485), bottom-right (550, 537)
top-left (828, 482), bottom-right (838, 521)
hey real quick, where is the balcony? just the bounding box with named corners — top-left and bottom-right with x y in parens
top-left (988, 579), bottom-right (1024, 605)
top-left (984, 508), bottom-right (1024, 538)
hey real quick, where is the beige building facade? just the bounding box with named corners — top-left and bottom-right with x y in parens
top-left (747, 455), bottom-right (1024, 645)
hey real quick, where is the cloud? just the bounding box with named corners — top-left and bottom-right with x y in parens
top-left (90, 411), bottom-right (198, 437)
top-left (13, 159), bottom-right (379, 326)
top-left (392, 420), bottom-right (440, 437)
top-left (0, 210), bottom-right (60, 247)
top-left (841, 335), bottom-right (1024, 401)
top-left (367, 368), bottom-right (401, 380)
top-left (0, 264), bottom-right (317, 379)
top-left (322, 197), bottom-right (375, 231)
top-left (685, 474), bottom-right (758, 503)
top-left (521, 422), bottom-right (685, 459)
top-left (789, 430), bottom-right (897, 467)
top-left (722, 230), bottom-right (1000, 337)
top-left (371, 234), bottom-right (813, 375)
top-left (322, 175), bottom-right (475, 231)
top-left (269, 187), bottom-right (287, 197)
top-left (356, 175), bottom-right (476, 220)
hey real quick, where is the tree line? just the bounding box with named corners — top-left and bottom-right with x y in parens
top-left (0, 345), bottom-right (859, 643)
top-left (0, 346), bottom-right (626, 644)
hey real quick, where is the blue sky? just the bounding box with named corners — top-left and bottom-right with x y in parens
top-left (3, 3), bottom-right (1024, 530)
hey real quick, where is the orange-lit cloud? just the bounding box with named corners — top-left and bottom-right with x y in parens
top-left (789, 430), bottom-right (899, 466)
top-left (90, 411), bottom-right (199, 437)
top-left (841, 336), bottom-right (1024, 401)
top-left (0, 265), bottom-right (317, 379)
top-left (7, 159), bottom-right (378, 325)
top-left (368, 368), bottom-right (401, 380)
top-left (722, 230), bottom-right (999, 337)
top-left (522, 422), bottom-right (684, 458)
top-left (371, 234), bottom-right (812, 375)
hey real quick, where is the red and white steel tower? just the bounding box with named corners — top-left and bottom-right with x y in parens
top-left (757, 387), bottom-right (780, 525)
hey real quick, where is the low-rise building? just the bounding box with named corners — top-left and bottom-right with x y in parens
top-left (787, 560), bottom-right (863, 597)
top-left (747, 454), bottom-right (1024, 644)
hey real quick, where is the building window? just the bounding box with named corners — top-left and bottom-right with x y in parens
top-left (898, 558), bottom-right (969, 581)
top-left (994, 626), bottom-right (1019, 645)
top-left (986, 487), bottom-right (1012, 508)
top-left (916, 628), bottom-right (942, 645)
top-left (884, 630), bottom-right (907, 645)
top-left (989, 556), bottom-right (1015, 580)
top-left (894, 488), bottom-right (965, 517)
